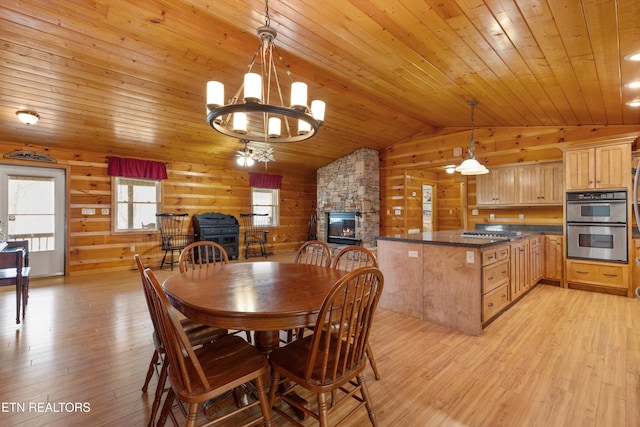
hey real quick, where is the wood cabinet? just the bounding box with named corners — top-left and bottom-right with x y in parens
top-left (510, 239), bottom-right (528, 301)
top-left (528, 236), bottom-right (544, 286)
top-left (565, 259), bottom-right (630, 295)
top-left (481, 245), bottom-right (510, 323)
top-left (517, 163), bottom-right (563, 205)
top-left (544, 235), bottom-right (563, 282)
top-left (476, 162), bottom-right (563, 206)
top-left (476, 168), bottom-right (516, 205)
top-left (564, 143), bottom-right (631, 190)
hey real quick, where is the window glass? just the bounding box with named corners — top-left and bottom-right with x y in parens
top-left (113, 177), bottom-right (160, 231)
top-left (251, 188), bottom-right (279, 226)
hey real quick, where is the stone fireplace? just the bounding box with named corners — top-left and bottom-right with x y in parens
top-left (317, 148), bottom-right (379, 248)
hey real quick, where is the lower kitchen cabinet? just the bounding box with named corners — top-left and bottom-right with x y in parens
top-left (528, 236), bottom-right (543, 286)
top-left (481, 245), bottom-right (510, 323)
top-left (565, 259), bottom-right (630, 296)
top-left (544, 235), bottom-right (563, 283)
top-left (510, 239), bottom-right (528, 301)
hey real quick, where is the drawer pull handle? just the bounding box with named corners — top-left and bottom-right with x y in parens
top-left (487, 303), bottom-right (494, 307)
top-left (576, 270), bottom-right (589, 274)
top-left (603, 273), bottom-right (618, 277)
top-left (501, 270), bottom-right (507, 274)
top-left (488, 276), bottom-right (494, 280)
top-left (502, 294), bottom-right (507, 298)
top-left (487, 255), bottom-right (494, 260)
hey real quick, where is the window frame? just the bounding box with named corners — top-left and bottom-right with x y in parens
top-left (251, 187), bottom-right (279, 227)
top-left (112, 176), bottom-right (161, 233)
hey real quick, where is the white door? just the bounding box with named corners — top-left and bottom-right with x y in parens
top-left (0, 164), bottom-right (66, 277)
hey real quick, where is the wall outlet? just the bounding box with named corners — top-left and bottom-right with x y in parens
top-left (490, 213), bottom-right (495, 220)
top-left (519, 213), bottom-right (525, 220)
top-left (81, 208), bottom-right (95, 215)
top-left (471, 209), bottom-right (479, 216)
top-left (101, 208), bottom-right (110, 215)
top-left (466, 251), bottom-right (475, 263)
top-left (395, 209), bottom-right (401, 215)
top-left (408, 250), bottom-right (418, 258)
top-left (130, 245), bottom-right (135, 252)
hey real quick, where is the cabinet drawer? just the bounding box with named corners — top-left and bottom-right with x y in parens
top-left (482, 245), bottom-right (510, 266)
top-left (482, 259), bottom-right (510, 293)
top-left (482, 283), bottom-right (509, 322)
top-left (566, 261), bottom-right (627, 289)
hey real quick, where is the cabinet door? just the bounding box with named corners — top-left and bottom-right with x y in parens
top-left (565, 148), bottom-right (595, 190)
top-left (517, 163), bottom-right (563, 205)
top-left (477, 168), bottom-right (515, 205)
top-left (544, 235), bottom-right (563, 282)
top-left (595, 144), bottom-right (631, 189)
top-left (516, 166), bottom-right (539, 205)
top-left (538, 163), bottom-right (563, 204)
top-left (528, 236), bottom-right (543, 286)
top-left (510, 240), bottom-right (528, 300)
top-left (476, 173), bottom-right (494, 205)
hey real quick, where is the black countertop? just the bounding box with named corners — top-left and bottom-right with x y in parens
top-left (377, 225), bottom-right (563, 248)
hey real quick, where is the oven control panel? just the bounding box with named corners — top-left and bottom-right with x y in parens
top-left (566, 191), bottom-right (627, 201)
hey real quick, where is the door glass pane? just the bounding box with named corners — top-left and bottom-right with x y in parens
top-left (7, 176), bottom-right (55, 251)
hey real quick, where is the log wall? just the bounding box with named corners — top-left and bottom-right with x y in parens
top-left (0, 141), bottom-right (316, 274)
top-left (380, 125), bottom-right (640, 236)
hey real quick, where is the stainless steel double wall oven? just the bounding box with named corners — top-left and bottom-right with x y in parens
top-left (565, 190), bottom-right (628, 263)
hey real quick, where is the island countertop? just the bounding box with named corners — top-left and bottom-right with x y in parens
top-left (377, 230), bottom-right (512, 248)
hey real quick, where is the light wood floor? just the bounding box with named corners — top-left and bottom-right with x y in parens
top-left (1, 252), bottom-right (640, 426)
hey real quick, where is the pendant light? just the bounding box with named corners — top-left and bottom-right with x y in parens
top-left (455, 101), bottom-right (489, 175)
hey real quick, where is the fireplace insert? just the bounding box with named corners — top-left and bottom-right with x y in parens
top-left (327, 212), bottom-right (361, 245)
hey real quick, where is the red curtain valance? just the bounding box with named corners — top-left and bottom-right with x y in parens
top-left (107, 156), bottom-right (168, 180)
top-left (250, 173), bottom-right (282, 189)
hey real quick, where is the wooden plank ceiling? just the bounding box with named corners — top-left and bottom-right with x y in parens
top-left (1, 0), bottom-right (639, 174)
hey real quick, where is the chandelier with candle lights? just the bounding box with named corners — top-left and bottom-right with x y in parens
top-left (206, 0), bottom-right (325, 151)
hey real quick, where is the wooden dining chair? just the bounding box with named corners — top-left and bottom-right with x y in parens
top-left (331, 246), bottom-right (382, 380)
top-left (135, 255), bottom-right (228, 427)
top-left (143, 267), bottom-right (272, 427)
top-left (0, 245), bottom-right (30, 324)
top-left (178, 242), bottom-right (252, 344)
top-left (294, 240), bottom-right (332, 268)
top-left (269, 266), bottom-right (384, 427)
top-left (178, 241), bottom-right (229, 273)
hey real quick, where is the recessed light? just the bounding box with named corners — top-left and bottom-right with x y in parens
top-left (624, 81), bottom-right (640, 89)
top-left (624, 53), bottom-right (640, 61)
top-left (625, 100), bottom-right (640, 107)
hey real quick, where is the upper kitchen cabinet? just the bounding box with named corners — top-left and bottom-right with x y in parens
top-left (564, 140), bottom-right (632, 191)
top-left (517, 162), bottom-right (563, 205)
top-left (477, 162), bottom-right (563, 207)
top-left (476, 167), bottom-right (516, 205)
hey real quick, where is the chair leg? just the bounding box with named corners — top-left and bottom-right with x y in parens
top-left (160, 251), bottom-right (168, 269)
top-left (15, 280), bottom-right (21, 324)
top-left (366, 343), bottom-right (381, 380)
top-left (357, 373), bottom-right (378, 426)
top-left (142, 350), bottom-right (159, 392)
top-left (149, 357), bottom-right (169, 427)
top-left (157, 388), bottom-right (175, 427)
top-left (317, 392), bottom-right (331, 427)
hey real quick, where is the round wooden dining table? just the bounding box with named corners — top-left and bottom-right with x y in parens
top-left (162, 261), bottom-right (346, 353)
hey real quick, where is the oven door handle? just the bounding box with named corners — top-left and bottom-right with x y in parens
top-left (566, 222), bottom-right (627, 227)
top-left (634, 160), bottom-right (640, 233)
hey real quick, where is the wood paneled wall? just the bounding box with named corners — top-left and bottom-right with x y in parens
top-left (0, 141), bottom-right (316, 275)
top-left (379, 125), bottom-right (640, 235)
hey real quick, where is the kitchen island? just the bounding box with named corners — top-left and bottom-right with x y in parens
top-left (377, 230), bottom-right (518, 335)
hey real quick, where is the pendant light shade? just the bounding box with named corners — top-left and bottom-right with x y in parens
top-left (456, 158), bottom-right (489, 175)
top-left (455, 101), bottom-right (489, 175)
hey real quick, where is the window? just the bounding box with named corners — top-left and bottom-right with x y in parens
top-left (113, 177), bottom-right (160, 232)
top-left (252, 188), bottom-right (279, 226)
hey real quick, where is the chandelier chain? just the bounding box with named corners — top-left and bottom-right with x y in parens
top-left (264, 0), bottom-right (270, 27)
